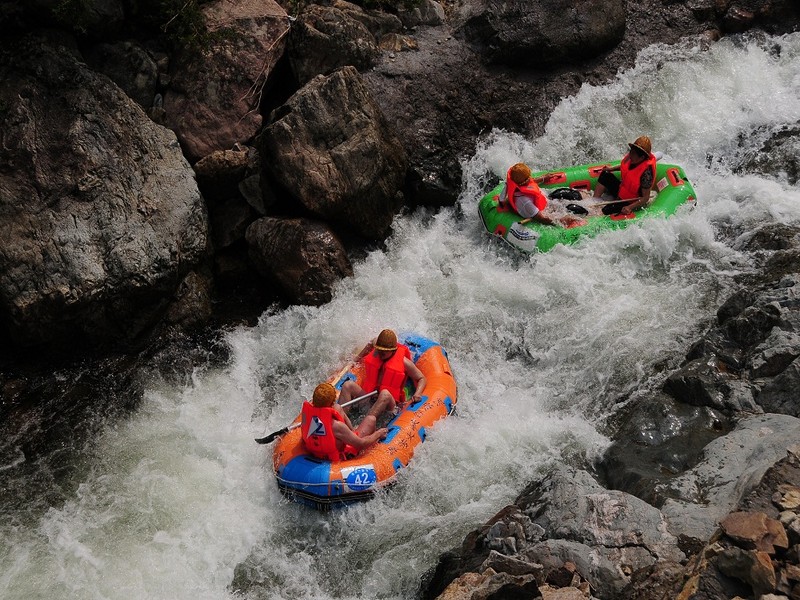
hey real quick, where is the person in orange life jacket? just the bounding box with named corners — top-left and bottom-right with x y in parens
top-left (593, 136), bottom-right (657, 216)
top-left (501, 163), bottom-right (580, 226)
top-left (301, 382), bottom-right (388, 461)
top-left (337, 329), bottom-right (427, 421)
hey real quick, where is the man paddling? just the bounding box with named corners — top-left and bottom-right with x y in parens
top-left (593, 135), bottom-right (657, 215)
top-left (500, 163), bottom-right (582, 226)
top-left (338, 329), bottom-right (426, 422)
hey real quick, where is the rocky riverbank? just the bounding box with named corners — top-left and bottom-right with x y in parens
top-left (421, 225), bottom-right (800, 599)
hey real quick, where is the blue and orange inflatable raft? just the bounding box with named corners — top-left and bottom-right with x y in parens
top-left (272, 334), bottom-right (458, 510)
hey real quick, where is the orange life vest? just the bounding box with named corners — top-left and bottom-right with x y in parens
top-left (363, 344), bottom-right (411, 402)
top-left (301, 402), bottom-right (345, 461)
top-left (505, 168), bottom-right (548, 214)
top-left (619, 153), bottom-right (657, 200)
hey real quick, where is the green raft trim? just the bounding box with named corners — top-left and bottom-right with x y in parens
top-left (478, 160), bottom-right (697, 253)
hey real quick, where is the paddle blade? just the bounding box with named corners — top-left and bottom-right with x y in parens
top-left (566, 203), bottom-right (588, 215)
top-left (255, 427), bottom-right (288, 444)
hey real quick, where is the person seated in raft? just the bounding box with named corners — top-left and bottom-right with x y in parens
top-left (301, 382), bottom-right (388, 461)
top-left (593, 135), bottom-right (657, 216)
top-left (501, 163), bottom-right (578, 226)
top-left (338, 329), bottom-right (426, 421)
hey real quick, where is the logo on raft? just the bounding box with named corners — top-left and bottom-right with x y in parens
top-left (342, 465), bottom-right (377, 492)
top-left (507, 222), bottom-right (540, 252)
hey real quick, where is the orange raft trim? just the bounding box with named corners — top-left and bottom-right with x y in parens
top-left (272, 334), bottom-right (457, 510)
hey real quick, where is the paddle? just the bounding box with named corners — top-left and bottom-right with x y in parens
top-left (254, 390), bottom-right (378, 444)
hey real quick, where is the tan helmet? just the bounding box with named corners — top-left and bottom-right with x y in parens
top-left (312, 382), bottom-right (337, 407)
top-left (509, 163), bottom-right (532, 185)
top-left (374, 329), bottom-right (398, 351)
top-left (629, 135), bottom-right (652, 156)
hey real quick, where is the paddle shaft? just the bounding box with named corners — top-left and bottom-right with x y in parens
top-left (585, 198), bottom-right (630, 207)
top-left (254, 390), bottom-right (377, 444)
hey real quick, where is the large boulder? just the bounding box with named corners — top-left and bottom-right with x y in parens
top-left (259, 66), bottom-right (407, 240)
top-left (163, 0), bottom-right (290, 162)
top-left (454, 0), bottom-right (626, 68)
top-left (0, 35), bottom-right (209, 349)
top-left (287, 3), bottom-right (383, 86)
top-left (422, 466), bottom-right (685, 599)
top-left (659, 414), bottom-right (800, 544)
top-left (246, 217), bottom-right (352, 305)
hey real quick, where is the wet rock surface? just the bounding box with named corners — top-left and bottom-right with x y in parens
top-left (421, 226), bottom-right (800, 598)
top-left (0, 33), bottom-right (209, 352)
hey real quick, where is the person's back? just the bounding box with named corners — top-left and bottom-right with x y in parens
top-left (503, 163), bottom-right (548, 221)
top-left (301, 383), bottom-right (346, 461)
top-left (303, 382), bottom-right (387, 461)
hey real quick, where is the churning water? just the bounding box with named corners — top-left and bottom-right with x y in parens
top-left (2, 32), bottom-right (800, 600)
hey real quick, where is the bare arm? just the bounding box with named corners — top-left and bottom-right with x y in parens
top-left (333, 403), bottom-right (354, 430)
top-left (404, 358), bottom-right (427, 401)
top-left (332, 421), bottom-right (387, 450)
top-left (621, 190), bottom-right (652, 213)
top-left (531, 211), bottom-right (556, 226)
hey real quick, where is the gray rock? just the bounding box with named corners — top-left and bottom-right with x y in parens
top-left (0, 34), bottom-right (209, 348)
top-left (454, 0), bottom-right (626, 68)
top-left (518, 465), bottom-right (684, 597)
top-left (260, 66), bottom-right (407, 240)
top-left (398, 0), bottom-right (447, 28)
top-left (333, 0), bottom-right (404, 39)
top-left (84, 40), bottom-right (158, 109)
top-left (757, 357), bottom-right (800, 416)
top-left (164, 0), bottom-right (290, 161)
top-left (193, 149), bottom-right (252, 208)
top-left (288, 4), bottom-right (380, 86)
top-left (660, 413), bottom-right (800, 543)
top-left (245, 217), bottom-right (353, 305)
top-left (664, 356), bottom-right (761, 413)
top-left (748, 328), bottom-right (800, 378)
top-left (597, 391), bottom-right (732, 504)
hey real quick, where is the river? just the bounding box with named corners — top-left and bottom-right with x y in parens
top-left (2, 31), bottom-right (800, 600)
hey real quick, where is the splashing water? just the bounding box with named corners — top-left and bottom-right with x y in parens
top-left (2, 32), bottom-right (800, 600)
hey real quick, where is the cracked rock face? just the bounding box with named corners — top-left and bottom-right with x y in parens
top-left (0, 34), bottom-right (209, 348)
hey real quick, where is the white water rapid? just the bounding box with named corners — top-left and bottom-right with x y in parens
top-left (2, 32), bottom-right (800, 600)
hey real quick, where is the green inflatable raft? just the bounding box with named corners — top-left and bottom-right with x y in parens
top-left (478, 159), bottom-right (697, 253)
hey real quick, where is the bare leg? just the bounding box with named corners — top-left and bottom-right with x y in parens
top-left (338, 380), bottom-right (365, 413)
top-left (593, 182), bottom-right (607, 198)
top-left (367, 389), bottom-right (396, 420)
top-left (355, 414), bottom-right (377, 437)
